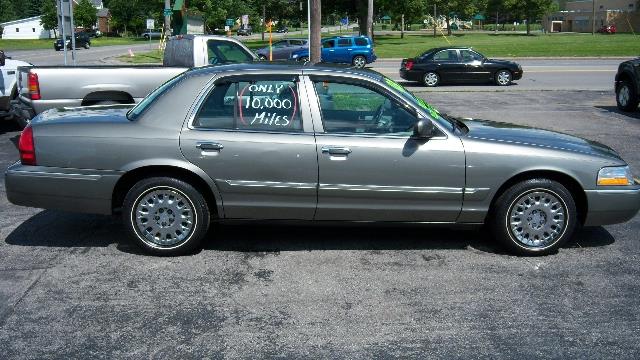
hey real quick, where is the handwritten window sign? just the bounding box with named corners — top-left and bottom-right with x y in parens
top-left (194, 79), bottom-right (302, 132)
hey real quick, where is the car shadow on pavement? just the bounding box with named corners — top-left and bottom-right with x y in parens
top-left (0, 119), bottom-right (21, 136)
top-left (4, 210), bottom-right (615, 256)
top-left (596, 106), bottom-right (640, 120)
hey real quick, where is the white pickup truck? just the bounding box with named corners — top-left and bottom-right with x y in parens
top-left (10, 35), bottom-right (257, 127)
top-left (0, 50), bottom-right (30, 123)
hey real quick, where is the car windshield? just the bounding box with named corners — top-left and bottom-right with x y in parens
top-left (126, 74), bottom-right (183, 121)
top-left (383, 77), bottom-right (455, 131)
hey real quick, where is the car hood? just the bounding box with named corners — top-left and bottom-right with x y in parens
top-left (32, 105), bottom-right (133, 125)
top-left (459, 118), bottom-right (623, 161)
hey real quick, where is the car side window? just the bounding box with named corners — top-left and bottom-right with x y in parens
top-left (273, 40), bottom-right (288, 48)
top-left (207, 40), bottom-right (254, 64)
top-left (354, 38), bottom-right (368, 46)
top-left (194, 78), bottom-right (302, 132)
top-left (337, 38), bottom-right (352, 47)
top-left (460, 50), bottom-right (483, 63)
top-left (312, 80), bottom-right (416, 136)
top-left (433, 50), bottom-right (458, 62)
top-left (290, 40), bottom-right (304, 46)
top-left (323, 40), bottom-right (335, 48)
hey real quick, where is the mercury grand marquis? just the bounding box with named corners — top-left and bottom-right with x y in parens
top-left (5, 63), bottom-right (640, 256)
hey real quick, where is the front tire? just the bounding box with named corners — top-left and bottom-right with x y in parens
top-left (495, 69), bottom-right (512, 86)
top-left (352, 55), bottom-right (366, 68)
top-left (423, 72), bottom-right (440, 87)
top-left (490, 178), bottom-right (577, 256)
top-left (616, 80), bottom-right (639, 112)
top-left (123, 177), bottom-right (210, 256)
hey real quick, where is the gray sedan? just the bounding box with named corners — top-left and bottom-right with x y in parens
top-left (5, 64), bottom-right (640, 256)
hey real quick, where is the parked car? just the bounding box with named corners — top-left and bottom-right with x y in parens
top-left (255, 38), bottom-right (307, 60)
top-left (597, 24), bottom-right (616, 34)
top-left (276, 26), bottom-right (289, 33)
top-left (290, 36), bottom-right (376, 68)
top-left (0, 50), bottom-right (30, 121)
top-left (54, 32), bottom-right (91, 51)
top-left (400, 47), bottom-right (523, 87)
top-left (10, 35), bottom-right (257, 127)
top-left (615, 57), bottom-right (640, 112)
top-left (141, 31), bottom-right (162, 40)
top-left (6, 63), bottom-right (639, 256)
top-left (237, 26), bottom-right (252, 36)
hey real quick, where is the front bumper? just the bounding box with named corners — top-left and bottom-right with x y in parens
top-left (5, 162), bottom-right (122, 215)
top-left (583, 186), bottom-right (640, 226)
top-left (512, 69), bottom-right (523, 80)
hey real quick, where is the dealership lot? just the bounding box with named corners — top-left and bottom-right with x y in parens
top-left (0, 90), bottom-right (639, 358)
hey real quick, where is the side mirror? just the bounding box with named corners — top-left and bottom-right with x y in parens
top-left (0, 51), bottom-right (5, 67)
top-left (413, 118), bottom-right (435, 139)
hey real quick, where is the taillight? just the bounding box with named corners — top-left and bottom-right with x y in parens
top-left (28, 72), bottom-right (41, 100)
top-left (18, 125), bottom-right (36, 166)
top-left (404, 59), bottom-right (414, 71)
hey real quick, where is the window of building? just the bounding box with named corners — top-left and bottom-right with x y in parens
top-left (15, 28), bottom-right (19, 32)
top-left (32, 28), bottom-right (36, 32)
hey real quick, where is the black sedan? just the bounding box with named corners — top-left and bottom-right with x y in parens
top-left (400, 47), bottom-right (523, 87)
top-left (54, 33), bottom-right (91, 51)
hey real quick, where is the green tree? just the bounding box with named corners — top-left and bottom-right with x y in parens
top-left (74, 0), bottom-right (98, 29)
top-left (27, 0), bottom-right (44, 17)
top-left (507, 0), bottom-right (555, 34)
top-left (40, 0), bottom-right (58, 37)
top-left (0, 0), bottom-right (16, 23)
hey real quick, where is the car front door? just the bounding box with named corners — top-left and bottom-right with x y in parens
top-left (334, 38), bottom-right (353, 63)
top-left (304, 76), bottom-right (465, 222)
top-left (180, 74), bottom-right (318, 220)
top-left (321, 39), bottom-right (337, 62)
top-left (460, 49), bottom-right (490, 82)
top-left (270, 40), bottom-right (290, 60)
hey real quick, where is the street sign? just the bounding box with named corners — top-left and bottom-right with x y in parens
top-left (163, 8), bottom-right (172, 17)
top-left (224, 26), bottom-right (230, 32)
top-left (241, 15), bottom-right (249, 26)
top-left (225, 18), bottom-right (234, 27)
top-left (340, 17), bottom-right (349, 26)
top-left (146, 19), bottom-right (155, 30)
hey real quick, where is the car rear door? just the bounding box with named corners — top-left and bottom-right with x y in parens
top-left (303, 75), bottom-right (465, 222)
top-left (180, 73), bottom-right (319, 220)
top-left (334, 38), bottom-right (353, 63)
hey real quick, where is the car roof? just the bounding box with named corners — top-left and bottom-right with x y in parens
top-left (187, 62), bottom-right (384, 82)
top-left (425, 46), bottom-right (472, 53)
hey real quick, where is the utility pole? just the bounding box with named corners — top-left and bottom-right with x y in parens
top-left (401, 14), bottom-right (404, 39)
top-left (310, 0), bottom-right (321, 63)
top-left (495, 10), bottom-right (498, 34)
top-left (164, 0), bottom-right (171, 37)
top-left (366, 0), bottom-right (373, 39)
top-left (591, 0), bottom-right (596, 34)
top-left (433, 4), bottom-right (436, 37)
top-left (262, 5), bottom-right (266, 41)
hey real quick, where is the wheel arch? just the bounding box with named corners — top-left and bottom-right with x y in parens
top-left (487, 170), bottom-right (588, 225)
top-left (112, 164), bottom-right (223, 218)
top-left (81, 91), bottom-right (135, 106)
top-left (615, 70), bottom-right (637, 91)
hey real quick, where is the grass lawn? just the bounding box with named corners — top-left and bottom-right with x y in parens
top-left (118, 49), bottom-right (163, 64)
top-left (117, 32), bottom-right (639, 63)
top-left (0, 37), bottom-right (147, 50)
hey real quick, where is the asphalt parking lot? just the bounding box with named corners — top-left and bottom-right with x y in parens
top-left (1, 90), bottom-right (639, 359)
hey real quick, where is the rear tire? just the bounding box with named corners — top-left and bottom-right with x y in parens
top-left (123, 177), bottom-right (210, 256)
top-left (423, 72), bottom-right (440, 87)
top-left (490, 178), bottom-right (577, 256)
top-left (616, 80), bottom-right (639, 112)
top-left (299, 56), bottom-right (309, 63)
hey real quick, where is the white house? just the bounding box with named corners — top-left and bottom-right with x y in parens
top-left (1, 16), bottom-right (54, 40)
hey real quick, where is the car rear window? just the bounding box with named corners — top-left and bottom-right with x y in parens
top-left (127, 73), bottom-right (184, 121)
top-left (354, 38), bottom-right (369, 46)
top-left (207, 40), bottom-right (254, 64)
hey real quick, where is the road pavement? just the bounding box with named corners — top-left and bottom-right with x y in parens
top-left (0, 90), bottom-right (639, 359)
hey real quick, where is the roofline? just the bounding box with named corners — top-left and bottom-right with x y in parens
top-left (0, 16), bottom-right (43, 26)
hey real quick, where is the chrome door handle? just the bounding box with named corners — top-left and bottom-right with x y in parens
top-left (196, 142), bottom-right (224, 151)
top-left (321, 146), bottom-right (351, 155)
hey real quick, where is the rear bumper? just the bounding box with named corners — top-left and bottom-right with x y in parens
top-left (5, 162), bottom-right (122, 215)
top-left (583, 187), bottom-right (640, 226)
top-left (399, 69), bottom-right (422, 82)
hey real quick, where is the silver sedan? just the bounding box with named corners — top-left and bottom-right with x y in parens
top-left (5, 63), bottom-right (640, 256)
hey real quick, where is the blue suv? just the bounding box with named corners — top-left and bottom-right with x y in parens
top-left (289, 36), bottom-right (376, 68)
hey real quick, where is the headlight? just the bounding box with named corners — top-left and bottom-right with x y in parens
top-left (291, 54), bottom-right (298, 59)
top-left (597, 166), bottom-right (634, 186)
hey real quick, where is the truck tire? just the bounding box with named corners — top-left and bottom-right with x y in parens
top-left (616, 80), bottom-right (639, 112)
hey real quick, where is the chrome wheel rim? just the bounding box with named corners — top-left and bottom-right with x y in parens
top-left (497, 71), bottom-right (511, 85)
top-left (132, 186), bottom-right (196, 248)
top-left (618, 85), bottom-right (630, 106)
top-left (353, 56), bottom-right (365, 68)
top-left (508, 189), bottom-right (567, 248)
top-left (424, 73), bottom-right (438, 86)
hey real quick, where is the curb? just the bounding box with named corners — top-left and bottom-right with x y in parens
top-left (380, 57), bottom-right (633, 61)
